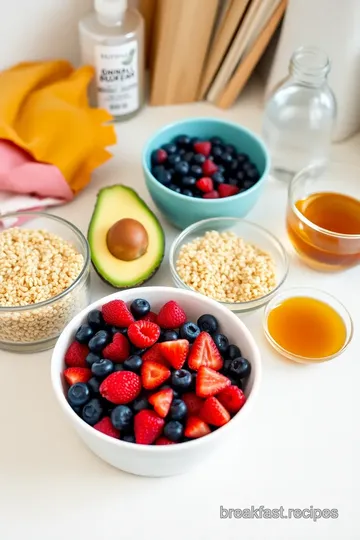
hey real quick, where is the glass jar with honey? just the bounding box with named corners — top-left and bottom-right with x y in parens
top-left (287, 163), bottom-right (360, 270)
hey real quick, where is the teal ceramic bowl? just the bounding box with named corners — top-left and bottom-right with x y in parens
top-left (142, 117), bottom-right (270, 229)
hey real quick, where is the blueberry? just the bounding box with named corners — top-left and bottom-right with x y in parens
top-left (170, 399), bottom-right (187, 421)
top-left (131, 347), bottom-right (147, 356)
top-left (217, 164), bottom-right (226, 174)
top-left (122, 434), bottom-right (136, 443)
top-left (243, 179), bottom-right (256, 190)
top-left (229, 357), bottom-right (251, 379)
top-left (192, 153), bottom-right (206, 165)
top-left (211, 146), bottom-right (223, 163)
top-left (210, 136), bottom-right (223, 146)
top-left (245, 167), bottom-right (260, 182)
top-left (68, 383), bottom-right (90, 407)
top-left (171, 369), bottom-right (192, 392)
top-left (174, 161), bottom-right (190, 177)
top-left (222, 358), bottom-right (232, 375)
top-left (229, 377), bottom-right (243, 390)
top-left (132, 396), bottom-right (150, 413)
top-left (221, 152), bottom-right (233, 167)
top-left (130, 298), bottom-right (150, 319)
top-left (164, 421), bottom-right (184, 442)
top-left (82, 398), bottom-right (103, 425)
top-left (189, 164), bottom-right (203, 178)
top-left (92, 358), bottom-right (114, 378)
top-left (160, 330), bottom-right (178, 342)
top-left (169, 184), bottom-right (181, 193)
top-left (70, 404), bottom-right (82, 415)
top-left (163, 143), bottom-right (177, 155)
top-left (227, 344), bottom-right (241, 360)
top-left (197, 314), bottom-right (219, 334)
top-left (178, 148), bottom-right (186, 156)
top-left (124, 355), bottom-right (142, 372)
top-left (190, 372), bottom-right (197, 391)
top-left (179, 322), bottom-right (200, 342)
top-left (88, 377), bottom-right (101, 395)
top-left (224, 144), bottom-right (236, 155)
top-left (212, 172), bottom-right (225, 185)
top-left (228, 178), bottom-right (239, 186)
top-left (182, 189), bottom-right (194, 197)
top-left (183, 151), bottom-right (194, 163)
top-left (153, 166), bottom-right (172, 185)
top-left (108, 326), bottom-right (127, 336)
top-left (174, 135), bottom-right (191, 147)
top-left (181, 176), bottom-right (196, 188)
top-left (167, 154), bottom-right (181, 167)
top-left (213, 333), bottom-right (229, 354)
top-left (86, 352), bottom-right (101, 367)
top-left (236, 170), bottom-right (246, 184)
top-left (75, 324), bottom-right (94, 344)
top-left (113, 363), bottom-right (125, 372)
top-left (237, 153), bottom-right (249, 165)
top-left (111, 405), bottom-right (133, 431)
top-left (87, 309), bottom-right (105, 331)
top-left (228, 159), bottom-right (239, 173)
top-left (88, 330), bottom-right (110, 353)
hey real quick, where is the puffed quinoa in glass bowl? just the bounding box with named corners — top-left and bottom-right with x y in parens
top-left (0, 212), bottom-right (90, 353)
top-left (169, 217), bottom-right (289, 313)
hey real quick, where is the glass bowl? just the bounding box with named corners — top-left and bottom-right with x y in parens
top-left (169, 217), bottom-right (289, 313)
top-left (287, 162), bottom-right (360, 271)
top-left (0, 212), bottom-right (91, 353)
top-left (263, 287), bottom-right (354, 364)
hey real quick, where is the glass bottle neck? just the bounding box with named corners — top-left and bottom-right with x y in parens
top-left (289, 46), bottom-right (330, 87)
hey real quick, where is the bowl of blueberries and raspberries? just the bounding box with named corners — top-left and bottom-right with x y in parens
top-left (51, 287), bottom-right (261, 477)
top-left (142, 117), bottom-right (270, 229)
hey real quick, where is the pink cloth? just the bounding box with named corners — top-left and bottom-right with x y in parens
top-left (0, 141), bottom-right (73, 228)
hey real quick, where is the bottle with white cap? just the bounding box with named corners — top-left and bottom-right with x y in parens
top-left (79, 0), bottom-right (144, 121)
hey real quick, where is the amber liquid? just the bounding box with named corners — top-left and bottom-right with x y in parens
top-left (287, 192), bottom-right (360, 270)
top-left (267, 297), bottom-right (347, 360)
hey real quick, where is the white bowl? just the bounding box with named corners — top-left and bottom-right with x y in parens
top-left (51, 287), bottom-right (261, 477)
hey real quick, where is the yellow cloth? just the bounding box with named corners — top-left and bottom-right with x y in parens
top-left (0, 60), bottom-right (117, 194)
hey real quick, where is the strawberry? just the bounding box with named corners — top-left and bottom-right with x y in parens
top-left (102, 300), bottom-right (134, 327)
top-left (64, 341), bottom-right (89, 368)
top-left (157, 300), bottom-right (187, 329)
top-left (141, 360), bottom-right (171, 390)
top-left (218, 184), bottom-right (240, 198)
top-left (154, 148), bottom-right (167, 164)
top-left (196, 366), bottom-right (231, 398)
top-left (142, 343), bottom-right (168, 365)
top-left (148, 387), bottom-right (173, 418)
top-left (100, 371), bottom-right (141, 404)
top-left (188, 332), bottom-right (223, 371)
top-left (63, 367), bottom-right (92, 385)
top-left (141, 311), bottom-right (158, 324)
top-left (182, 392), bottom-right (204, 416)
top-left (134, 410), bottom-right (164, 445)
top-left (127, 320), bottom-right (160, 348)
top-left (155, 437), bottom-right (176, 445)
top-left (202, 159), bottom-right (218, 176)
top-left (157, 339), bottom-right (189, 370)
top-left (94, 417), bottom-right (120, 439)
top-left (184, 416), bottom-right (211, 439)
top-left (196, 177), bottom-right (213, 193)
top-left (193, 141), bottom-right (211, 157)
top-left (203, 190), bottom-right (219, 199)
top-left (102, 333), bottom-right (130, 362)
top-left (199, 396), bottom-right (231, 427)
top-left (217, 385), bottom-right (246, 414)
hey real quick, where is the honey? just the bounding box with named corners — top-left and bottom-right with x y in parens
top-left (287, 192), bottom-right (360, 269)
top-left (267, 296), bottom-right (347, 360)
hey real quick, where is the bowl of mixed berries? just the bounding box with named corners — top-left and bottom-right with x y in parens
top-left (51, 287), bottom-right (261, 477)
top-left (142, 117), bottom-right (270, 229)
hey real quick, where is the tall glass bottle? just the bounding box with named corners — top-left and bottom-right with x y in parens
top-left (262, 46), bottom-right (336, 182)
top-left (79, 0), bottom-right (144, 121)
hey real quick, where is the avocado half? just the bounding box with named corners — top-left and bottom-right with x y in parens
top-left (88, 185), bottom-right (165, 288)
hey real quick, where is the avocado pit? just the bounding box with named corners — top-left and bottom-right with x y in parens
top-left (106, 218), bottom-right (149, 261)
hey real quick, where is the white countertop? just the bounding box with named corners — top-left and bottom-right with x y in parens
top-left (1, 77), bottom-right (359, 540)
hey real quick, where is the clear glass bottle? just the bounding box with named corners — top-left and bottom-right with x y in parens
top-left (79, 0), bottom-right (144, 121)
top-left (262, 46), bottom-right (337, 182)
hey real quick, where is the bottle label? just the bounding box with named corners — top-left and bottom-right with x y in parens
top-left (95, 41), bottom-right (138, 116)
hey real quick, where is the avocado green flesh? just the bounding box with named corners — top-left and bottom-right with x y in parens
top-left (88, 185), bottom-right (165, 288)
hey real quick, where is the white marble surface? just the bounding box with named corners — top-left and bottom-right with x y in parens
top-left (0, 77), bottom-right (359, 540)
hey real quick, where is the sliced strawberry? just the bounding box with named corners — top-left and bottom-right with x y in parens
top-left (148, 388), bottom-right (173, 418)
top-left (196, 177), bottom-right (213, 193)
top-left (199, 396), bottom-right (231, 427)
top-left (142, 343), bottom-right (168, 366)
top-left (182, 392), bottom-right (204, 416)
top-left (102, 333), bottom-right (130, 362)
top-left (63, 367), bottom-right (92, 385)
top-left (157, 300), bottom-right (187, 329)
top-left (128, 320), bottom-right (160, 348)
top-left (203, 190), bottom-right (219, 199)
top-left (94, 417), bottom-right (120, 439)
top-left (134, 410), bottom-right (164, 445)
top-left (202, 159), bottom-right (218, 176)
top-left (102, 299), bottom-right (134, 327)
top-left (157, 339), bottom-right (189, 370)
top-left (141, 360), bottom-right (171, 390)
top-left (64, 341), bottom-right (89, 368)
top-left (141, 311), bottom-right (158, 324)
top-left (217, 385), bottom-right (246, 414)
top-left (188, 332), bottom-right (223, 371)
top-left (155, 437), bottom-right (176, 445)
top-left (196, 366), bottom-right (231, 398)
top-left (184, 416), bottom-right (211, 439)
top-left (218, 184), bottom-right (240, 198)
top-left (193, 141), bottom-right (211, 157)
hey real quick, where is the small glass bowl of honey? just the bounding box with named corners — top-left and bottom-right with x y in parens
top-left (263, 287), bottom-right (353, 364)
top-left (287, 162), bottom-right (360, 271)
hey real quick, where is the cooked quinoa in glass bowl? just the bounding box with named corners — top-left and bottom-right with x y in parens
top-left (0, 212), bottom-right (90, 353)
top-left (169, 218), bottom-right (289, 313)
